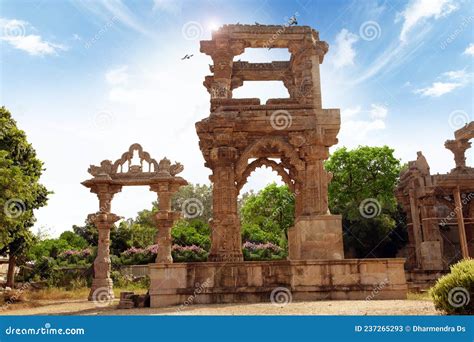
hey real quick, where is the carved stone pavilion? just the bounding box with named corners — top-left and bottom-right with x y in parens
top-left (146, 25), bottom-right (407, 307)
top-left (396, 122), bottom-right (474, 289)
top-left (82, 143), bottom-right (187, 301)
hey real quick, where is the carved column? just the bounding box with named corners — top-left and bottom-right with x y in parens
top-left (453, 186), bottom-right (470, 258)
top-left (92, 183), bottom-right (122, 212)
top-left (208, 146), bottom-right (242, 262)
top-left (202, 39), bottom-right (246, 100)
top-left (408, 189), bottom-right (423, 268)
top-left (88, 211), bottom-right (120, 301)
top-left (445, 139), bottom-right (471, 169)
top-left (301, 145), bottom-right (329, 215)
top-left (88, 184), bottom-right (121, 301)
top-left (150, 183), bottom-right (181, 263)
top-left (289, 41), bottom-right (326, 108)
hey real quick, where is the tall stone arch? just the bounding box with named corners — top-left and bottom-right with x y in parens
top-left (196, 24), bottom-right (344, 262)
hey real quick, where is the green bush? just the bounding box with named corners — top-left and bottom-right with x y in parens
top-left (242, 241), bottom-right (287, 261)
top-left (171, 219), bottom-right (211, 250)
top-left (430, 259), bottom-right (474, 315)
top-left (111, 271), bottom-right (150, 289)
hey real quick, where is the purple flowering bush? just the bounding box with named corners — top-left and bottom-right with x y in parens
top-left (242, 241), bottom-right (287, 261)
top-left (120, 244), bottom-right (208, 264)
top-left (172, 244), bottom-right (208, 262)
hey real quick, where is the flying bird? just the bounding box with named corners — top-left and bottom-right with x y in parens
top-left (288, 15), bottom-right (298, 26)
top-left (181, 54), bottom-right (193, 60)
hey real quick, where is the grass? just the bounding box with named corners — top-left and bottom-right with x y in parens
top-left (407, 291), bottom-right (431, 301)
top-left (27, 286), bottom-right (147, 301)
top-left (0, 285), bottom-right (148, 313)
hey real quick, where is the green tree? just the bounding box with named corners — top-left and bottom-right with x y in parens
top-left (172, 184), bottom-right (212, 223)
top-left (0, 107), bottom-right (49, 287)
top-left (325, 146), bottom-right (405, 257)
top-left (240, 183), bottom-right (295, 247)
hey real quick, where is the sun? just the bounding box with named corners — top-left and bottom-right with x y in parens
top-left (207, 22), bottom-right (220, 31)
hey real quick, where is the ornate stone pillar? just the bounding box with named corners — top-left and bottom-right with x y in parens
top-left (289, 41), bottom-right (327, 108)
top-left (88, 184), bottom-right (121, 301)
top-left (202, 39), bottom-right (246, 100)
top-left (445, 139), bottom-right (471, 169)
top-left (88, 211), bottom-right (120, 301)
top-left (408, 189), bottom-right (423, 269)
top-left (300, 145), bottom-right (330, 215)
top-left (150, 184), bottom-right (181, 263)
top-left (419, 196), bottom-right (443, 270)
top-left (289, 144), bottom-right (343, 260)
top-left (208, 146), bottom-right (242, 262)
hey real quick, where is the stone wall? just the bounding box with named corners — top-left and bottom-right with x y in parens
top-left (149, 259), bottom-right (407, 307)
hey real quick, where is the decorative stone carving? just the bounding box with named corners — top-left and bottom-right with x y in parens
top-left (396, 122), bottom-right (474, 272)
top-left (82, 143), bottom-right (187, 300)
top-left (196, 24), bottom-right (343, 262)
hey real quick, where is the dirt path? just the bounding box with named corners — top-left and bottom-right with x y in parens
top-left (1, 299), bottom-right (438, 316)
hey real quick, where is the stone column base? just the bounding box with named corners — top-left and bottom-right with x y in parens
top-left (88, 278), bottom-right (114, 301)
top-left (288, 214), bottom-right (344, 260)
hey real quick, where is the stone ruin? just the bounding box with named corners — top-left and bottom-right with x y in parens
top-left (83, 24), bottom-right (408, 308)
top-left (82, 143), bottom-right (187, 301)
top-left (396, 122), bottom-right (474, 289)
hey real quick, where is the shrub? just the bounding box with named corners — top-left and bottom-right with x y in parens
top-left (430, 259), bottom-right (474, 315)
top-left (171, 244), bottom-right (208, 262)
top-left (3, 289), bottom-right (27, 303)
top-left (172, 219), bottom-right (211, 250)
top-left (242, 241), bottom-right (287, 261)
top-left (119, 244), bottom-right (208, 264)
top-left (57, 248), bottom-right (94, 266)
top-left (111, 271), bottom-right (150, 289)
top-left (120, 246), bottom-right (155, 265)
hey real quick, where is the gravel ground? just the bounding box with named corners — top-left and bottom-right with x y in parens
top-left (1, 299), bottom-right (438, 316)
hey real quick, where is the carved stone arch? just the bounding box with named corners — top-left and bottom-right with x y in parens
top-left (112, 143), bottom-right (159, 174)
top-left (235, 137), bottom-right (305, 181)
top-left (236, 158), bottom-right (295, 192)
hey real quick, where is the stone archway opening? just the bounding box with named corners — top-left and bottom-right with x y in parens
top-left (238, 160), bottom-right (294, 259)
top-left (81, 143), bottom-right (188, 301)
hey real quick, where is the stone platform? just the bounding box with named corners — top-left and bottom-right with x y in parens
top-left (148, 259), bottom-right (407, 308)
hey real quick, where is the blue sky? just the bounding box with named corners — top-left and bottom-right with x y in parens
top-left (0, 0), bottom-right (473, 236)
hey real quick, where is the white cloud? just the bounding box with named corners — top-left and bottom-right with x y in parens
top-left (464, 43), bottom-right (474, 56)
top-left (331, 29), bottom-right (359, 68)
top-left (397, 0), bottom-right (458, 42)
top-left (105, 65), bottom-right (129, 86)
top-left (153, 0), bottom-right (183, 14)
top-left (75, 0), bottom-right (153, 36)
top-left (0, 18), bottom-right (66, 56)
top-left (415, 82), bottom-right (461, 97)
top-left (369, 104), bottom-right (388, 119)
top-left (339, 104), bottom-right (388, 141)
top-left (414, 68), bottom-right (472, 97)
